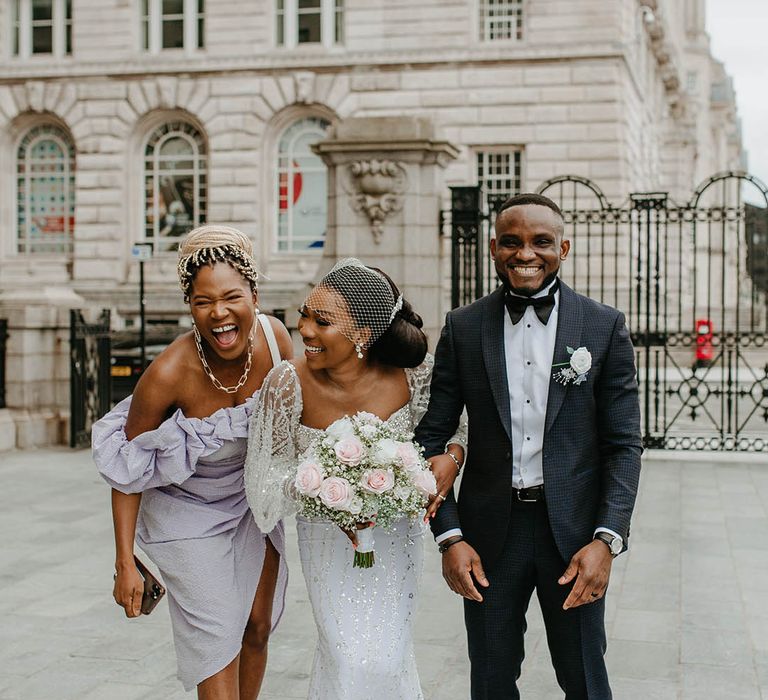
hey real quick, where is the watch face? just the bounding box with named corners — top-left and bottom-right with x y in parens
top-left (609, 537), bottom-right (623, 555)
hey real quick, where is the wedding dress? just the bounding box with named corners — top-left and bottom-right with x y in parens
top-left (245, 356), bottom-right (466, 700)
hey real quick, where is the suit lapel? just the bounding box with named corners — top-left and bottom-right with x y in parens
top-left (545, 282), bottom-right (583, 434)
top-left (482, 287), bottom-right (513, 444)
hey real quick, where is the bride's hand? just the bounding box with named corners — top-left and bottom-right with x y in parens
top-left (425, 449), bottom-right (463, 520)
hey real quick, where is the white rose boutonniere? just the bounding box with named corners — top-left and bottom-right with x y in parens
top-left (552, 346), bottom-right (592, 386)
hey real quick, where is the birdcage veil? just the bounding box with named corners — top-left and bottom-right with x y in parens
top-left (304, 258), bottom-right (404, 351)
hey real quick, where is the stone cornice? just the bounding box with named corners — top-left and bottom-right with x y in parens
top-left (0, 42), bottom-right (626, 83)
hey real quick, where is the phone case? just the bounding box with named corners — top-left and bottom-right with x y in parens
top-left (133, 555), bottom-right (166, 615)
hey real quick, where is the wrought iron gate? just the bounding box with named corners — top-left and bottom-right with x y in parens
top-left (70, 309), bottom-right (111, 448)
top-left (445, 171), bottom-right (768, 451)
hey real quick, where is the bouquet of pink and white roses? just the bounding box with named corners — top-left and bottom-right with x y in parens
top-left (292, 411), bottom-right (437, 568)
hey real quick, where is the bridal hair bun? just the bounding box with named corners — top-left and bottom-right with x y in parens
top-left (177, 225), bottom-right (260, 302)
top-left (367, 267), bottom-right (428, 368)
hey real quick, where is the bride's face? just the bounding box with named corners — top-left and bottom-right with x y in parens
top-left (298, 287), bottom-right (369, 368)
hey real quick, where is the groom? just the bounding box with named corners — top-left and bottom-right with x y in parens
top-left (415, 193), bottom-right (641, 699)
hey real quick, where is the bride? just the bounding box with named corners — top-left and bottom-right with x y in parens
top-left (244, 259), bottom-right (465, 699)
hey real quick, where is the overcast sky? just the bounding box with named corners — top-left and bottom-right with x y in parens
top-left (706, 0), bottom-right (768, 187)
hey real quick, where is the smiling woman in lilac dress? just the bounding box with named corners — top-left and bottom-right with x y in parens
top-left (92, 225), bottom-right (293, 699)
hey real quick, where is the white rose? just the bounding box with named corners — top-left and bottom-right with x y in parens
top-left (569, 347), bottom-right (592, 375)
top-left (349, 496), bottom-right (363, 515)
top-left (394, 485), bottom-right (411, 501)
top-left (371, 438), bottom-right (399, 466)
top-left (412, 469), bottom-right (437, 497)
top-left (326, 416), bottom-right (354, 440)
top-left (395, 442), bottom-right (422, 473)
top-left (358, 424), bottom-right (379, 440)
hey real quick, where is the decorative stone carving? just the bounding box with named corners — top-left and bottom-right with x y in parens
top-left (347, 159), bottom-right (407, 243)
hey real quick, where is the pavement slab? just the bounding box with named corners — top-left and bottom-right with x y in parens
top-left (0, 448), bottom-right (766, 699)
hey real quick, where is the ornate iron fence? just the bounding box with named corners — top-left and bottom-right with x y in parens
top-left (445, 171), bottom-right (768, 451)
top-left (70, 309), bottom-right (111, 448)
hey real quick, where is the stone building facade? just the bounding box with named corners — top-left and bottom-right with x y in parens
top-left (0, 0), bottom-right (743, 446)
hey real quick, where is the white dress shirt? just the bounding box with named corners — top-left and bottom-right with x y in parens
top-left (505, 280), bottom-right (559, 488)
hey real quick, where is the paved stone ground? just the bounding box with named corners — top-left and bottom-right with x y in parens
top-left (1, 448), bottom-right (767, 699)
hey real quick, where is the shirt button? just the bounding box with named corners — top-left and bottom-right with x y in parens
top-left (526, 436), bottom-right (531, 441)
top-left (505, 451), bottom-right (511, 459)
top-left (526, 361), bottom-right (531, 366)
top-left (527, 324), bottom-right (531, 328)
top-left (526, 399), bottom-right (531, 404)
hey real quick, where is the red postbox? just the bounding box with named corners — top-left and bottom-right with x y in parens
top-left (695, 318), bottom-right (714, 367)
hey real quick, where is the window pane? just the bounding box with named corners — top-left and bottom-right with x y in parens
top-left (12, 0), bottom-right (20, 55)
top-left (335, 3), bottom-right (343, 43)
top-left (162, 19), bottom-right (185, 48)
top-left (145, 124), bottom-right (207, 252)
top-left (298, 12), bottom-right (321, 43)
top-left (198, 18), bottom-right (204, 48)
top-left (32, 0), bottom-right (53, 21)
top-left (17, 127), bottom-right (75, 255)
top-left (299, 0), bottom-right (321, 7)
top-left (65, 23), bottom-right (72, 54)
top-left (276, 118), bottom-right (330, 252)
top-left (32, 25), bottom-right (54, 54)
top-left (162, 0), bottom-right (184, 15)
top-left (65, 0), bottom-right (72, 19)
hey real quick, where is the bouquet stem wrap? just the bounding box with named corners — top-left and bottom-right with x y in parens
top-left (353, 525), bottom-right (376, 568)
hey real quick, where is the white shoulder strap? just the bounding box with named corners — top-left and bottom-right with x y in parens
top-left (257, 313), bottom-right (282, 368)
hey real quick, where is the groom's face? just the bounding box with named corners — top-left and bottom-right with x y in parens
top-left (491, 204), bottom-right (569, 296)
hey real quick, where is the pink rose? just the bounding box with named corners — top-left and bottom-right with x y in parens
top-left (319, 477), bottom-right (353, 510)
top-left (396, 442), bottom-right (422, 473)
top-left (294, 460), bottom-right (325, 497)
top-left (334, 436), bottom-right (366, 466)
top-left (412, 469), bottom-right (437, 497)
top-left (360, 468), bottom-right (395, 494)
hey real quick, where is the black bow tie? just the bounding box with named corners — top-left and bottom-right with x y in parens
top-left (504, 284), bottom-right (558, 325)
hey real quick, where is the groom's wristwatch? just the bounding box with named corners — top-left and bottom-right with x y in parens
top-left (594, 532), bottom-right (623, 556)
top-left (438, 536), bottom-right (464, 554)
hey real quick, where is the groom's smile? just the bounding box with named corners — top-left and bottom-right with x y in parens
top-left (491, 203), bottom-right (570, 297)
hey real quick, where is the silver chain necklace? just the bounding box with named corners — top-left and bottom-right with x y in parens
top-left (193, 324), bottom-right (254, 394)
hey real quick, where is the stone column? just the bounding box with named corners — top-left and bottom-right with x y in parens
top-left (312, 117), bottom-right (458, 346)
top-left (0, 287), bottom-right (87, 448)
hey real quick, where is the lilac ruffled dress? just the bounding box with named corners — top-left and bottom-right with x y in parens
top-left (92, 318), bottom-right (287, 691)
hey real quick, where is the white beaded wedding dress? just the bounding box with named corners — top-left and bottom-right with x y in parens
top-left (245, 357), bottom-right (465, 700)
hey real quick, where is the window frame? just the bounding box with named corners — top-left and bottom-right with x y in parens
top-left (276, 0), bottom-right (343, 49)
top-left (15, 124), bottom-right (76, 256)
top-left (474, 148), bottom-right (523, 212)
top-left (142, 120), bottom-right (207, 254)
top-left (11, 0), bottom-right (72, 58)
top-left (478, 0), bottom-right (524, 43)
top-left (142, 0), bottom-right (204, 54)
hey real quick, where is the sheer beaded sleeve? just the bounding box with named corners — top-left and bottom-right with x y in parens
top-left (245, 361), bottom-right (303, 534)
top-left (406, 354), bottom-right (467, 449)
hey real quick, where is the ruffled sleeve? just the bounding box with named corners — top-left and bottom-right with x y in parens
top-left (92, 395), bottom-right (255, 494)
top-left (406, 354), bottom-right (467, 449)
top-left (244, 361), bottom-right (303, 533)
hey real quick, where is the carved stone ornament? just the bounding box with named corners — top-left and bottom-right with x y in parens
top-left (348, 160), bottom-right (407, 243)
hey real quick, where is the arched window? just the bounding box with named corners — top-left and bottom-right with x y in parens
top-left (144, 121), bottom-right (206, 252)
top-left (16, 124), bottom-right (75, 255)
top-left (276, 117), bottom-right (330, 252)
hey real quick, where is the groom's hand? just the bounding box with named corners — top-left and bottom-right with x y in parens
top-left (558, 540), bottom-right (613, 610)
top-left (442, 541), bottom-right (489, 602)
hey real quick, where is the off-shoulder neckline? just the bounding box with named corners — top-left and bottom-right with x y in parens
top-left (276, 361), bottom-right (418, 430)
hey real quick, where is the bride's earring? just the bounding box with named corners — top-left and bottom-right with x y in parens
top-left (355, 343), bottom-right (363, 360)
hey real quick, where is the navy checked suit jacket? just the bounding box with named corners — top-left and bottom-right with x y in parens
top-left (415, 281), bottom-right (642, 569)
